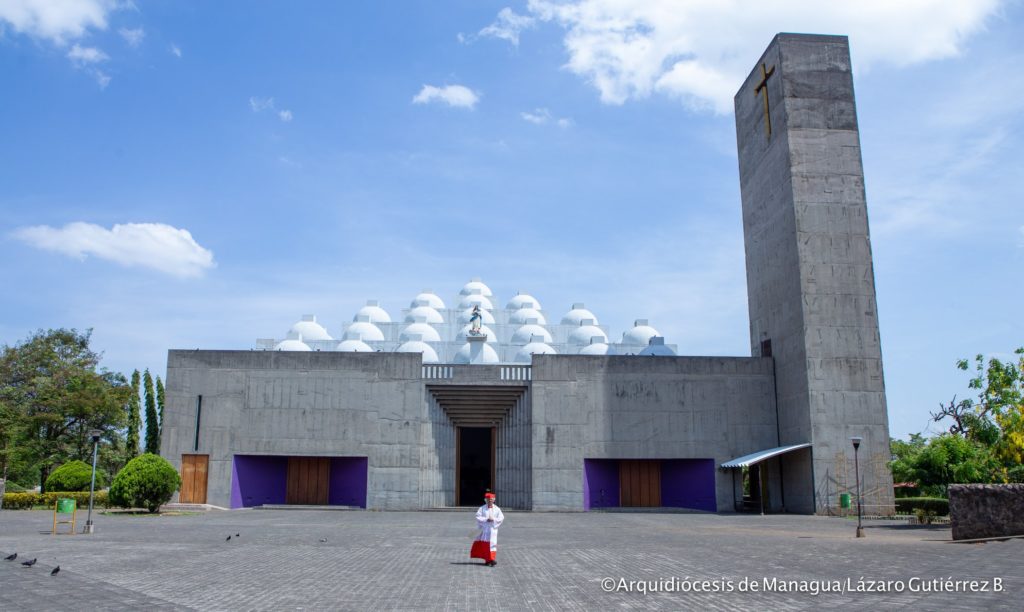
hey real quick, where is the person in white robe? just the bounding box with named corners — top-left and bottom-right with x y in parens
top-left (470, 491), bottom-right (504, 566)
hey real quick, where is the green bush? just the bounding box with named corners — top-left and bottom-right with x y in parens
top-left (45, 460), bottom-right (108, 492)
top-left (895, 497), bottom-right (949, 516)
top-left (1, 491), bottom-right (110, 510)
top-left (109, 453), bottom-right (181, 513)
top-left (3, 481), bottom-right (28, 493)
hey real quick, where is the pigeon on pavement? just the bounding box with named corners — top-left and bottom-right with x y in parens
top-left (226, 535), bottom-right (232, 541)
top-left (51, 566), bottom-right (60, 576)
top-left (21, 558), bottom-right (37, 567)
top-left (3, 553), bottom-right (15, 561)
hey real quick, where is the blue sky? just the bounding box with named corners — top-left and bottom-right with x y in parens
top-left (1, 1), bottom-right (1021, 440)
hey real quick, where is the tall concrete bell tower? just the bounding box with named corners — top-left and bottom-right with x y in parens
top-left (735, 34), bottom-right (895, 514)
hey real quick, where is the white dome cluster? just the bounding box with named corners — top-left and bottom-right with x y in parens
top-left (255, 278), bottom-right (677, 361)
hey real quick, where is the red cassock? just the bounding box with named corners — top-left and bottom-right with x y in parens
top-left (470, 539), bottom-right (495, 562)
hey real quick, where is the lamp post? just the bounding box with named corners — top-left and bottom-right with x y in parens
top-left (851, 436), bottom-right (864, 538)
top-left (85, 429), bottom-right (102, 534)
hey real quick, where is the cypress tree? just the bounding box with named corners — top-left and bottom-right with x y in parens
top-left (126, 369), bottom-right (142, 460)
top-left (156, 375), bottom-right (165, 439)
top-left (143, 369), bottom-right (160, 454)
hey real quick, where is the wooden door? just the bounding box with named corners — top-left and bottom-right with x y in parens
top-left (620, 460), bottom-right (662, 507)
top-left (179, 454), bottom-right (209, 504)
top-left (286, 457), bottom-right (330, 505)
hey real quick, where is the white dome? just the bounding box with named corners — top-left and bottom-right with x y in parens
top-left (396, 340), bottom-right (440, 363)
top-left (458, 307), bottom-right (495, 325)
top-left (623, 320), bottom-right (661, 346)
top-left (506, 293), bottom-right (541, 310)
top-left (639, 337), bottom-right (676, 356)
top-left (460, 279), bottom-right (493, 297)
top-left (514, 342), bottom-right (556, 363)
top-left (411, 291), bottom-right (445, 309)
top-left (289, 316), bottom-right (332, 341)
top-left (561, 304), bottom-right (599, 326)
top-left (355, 301), bottom-right (391, 324)
top-left (401, 323), bottom-right (442, 342)
top-left (275, 338), bottom-right (311, 351)
top-left (344, 321), bottom-right (385, 342)
top-left (511, 325), bottom-right (553, 345)
top-left (459, 294), bottom-right (494, 310)
top-left (579, 342), bottom-right (611, 355)
top-left (336, 339), bottom-right (373, 352)
top-left (569, 325), bottom-right (608, 346)
top-left (453, 342), bottom-right (500, 364)
top-left (509, 308), bottom-right (547, 325)
top-left (404, 306), bottom-right (444, 324)
top-left (457, 324), bottom-right (497, 342)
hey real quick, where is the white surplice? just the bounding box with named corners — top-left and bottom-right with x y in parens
top-left (475, 503), bottom-right (504, 551)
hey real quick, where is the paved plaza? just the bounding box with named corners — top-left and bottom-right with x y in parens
top-left (0, 508), bottom-right (1020, 610)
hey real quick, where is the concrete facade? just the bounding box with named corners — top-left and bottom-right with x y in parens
top-left (161, 33), bottom-right (896, 515)
top-left (736, 33), bottom-right (894, 513)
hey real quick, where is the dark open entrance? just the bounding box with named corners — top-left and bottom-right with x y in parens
top-left (457, 427), bottom-right (494, 505)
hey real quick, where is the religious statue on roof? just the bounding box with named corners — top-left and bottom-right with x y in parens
top-left (469, 305), bottom-right (483, 335)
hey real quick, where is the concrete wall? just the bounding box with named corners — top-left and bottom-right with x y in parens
top-left (529, 355), bottom-right (779, 511)
top-left (162, 350), bottom-right (426, 510)
top-left (950, 484), bottom-right (1024, 540)
top-left (736, 33), bottom-right (895, 514)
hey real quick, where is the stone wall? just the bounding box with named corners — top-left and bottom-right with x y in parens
top-left (949, 484), bottom-right (1024, 540)
top-left (530, 354), bottom-right (778, 511)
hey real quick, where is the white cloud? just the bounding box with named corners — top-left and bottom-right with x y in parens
top-left (412, 84), bottom-right (479, 109)
top-left (521, 0), bottom-right (1004, 113)
top-left (13, 222), bottom-right (216, 279)
top-left (66, 43), bottom-right (107, 64)
top-left (521, 107), bottom-right (572, 127)
top-left (249, 96), bottom-right (293, 122)
top-left (0, 0), bottom-right (117, 45)
top-left (118, 26), bottom-right (144, 47)
top-left (170, 43), bottom-right (182, 58)
top-left (479, 7), bottom-right (535, 46)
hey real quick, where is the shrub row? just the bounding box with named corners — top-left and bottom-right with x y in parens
top-left (895, 496), bottom-right (949, 516)
top-left (2, 490), bottom-right (111, 510)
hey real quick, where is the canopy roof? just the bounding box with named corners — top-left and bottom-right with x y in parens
top-left (720, 443), bottom-right (812, 468)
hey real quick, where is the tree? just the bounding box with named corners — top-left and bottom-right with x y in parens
top-left (126, 370), bottom-right (141, 461)
top-left (156, 375), bottom-right (165, 440)
top-left (934, 348), bottom-right (1024, 465)
top-left (0, 329), bottom-right (130, 491)
top-left (109, 453), bottom-right (181, 512)
top-left (890, 434), bottom-right (1001, 497)
top-left (143, 369), bottom-right (159, 455)
top-left (44, 459), bottom-right (108, 491)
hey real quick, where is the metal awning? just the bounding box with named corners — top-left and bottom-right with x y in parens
top-left (720, 443), bottom-right (812, 469)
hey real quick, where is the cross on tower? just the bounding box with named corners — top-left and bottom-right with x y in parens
top-left (754, 62), bottom-right (775, 138)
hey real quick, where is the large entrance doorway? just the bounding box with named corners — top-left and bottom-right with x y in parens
top-left (457, 427), bottom-right (494, 505)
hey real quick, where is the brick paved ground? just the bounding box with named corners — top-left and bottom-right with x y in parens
top-left (0, 509), bottom-right (1020, 611)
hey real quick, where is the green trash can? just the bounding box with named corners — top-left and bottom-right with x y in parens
top-left (56, 498), bottom-right (76, 513)
top-left (839, 493), bottom-right (851, 509)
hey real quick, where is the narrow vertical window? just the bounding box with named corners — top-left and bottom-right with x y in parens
top-left (193, 395), bottom-right (203, 452)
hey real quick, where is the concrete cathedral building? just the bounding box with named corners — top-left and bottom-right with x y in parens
top-left (163, 34), bottom-right (896, 515)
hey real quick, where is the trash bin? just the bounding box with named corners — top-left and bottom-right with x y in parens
top-left (839, 493), bottom-right (851, 509)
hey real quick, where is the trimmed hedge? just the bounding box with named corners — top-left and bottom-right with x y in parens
top-left (109, 453), bottom-right (181, 513)
top-left (45, 460), bottom-right (108, 492)
top-left (2, 491), bottom-right (110, 510)
top-left (895, 496), bottom-right (949, 516)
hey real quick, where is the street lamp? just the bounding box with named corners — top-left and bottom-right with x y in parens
top-left (84, 429), bottom-right (102, 534)
top-left (851, 436), bottom-right (864, 538)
